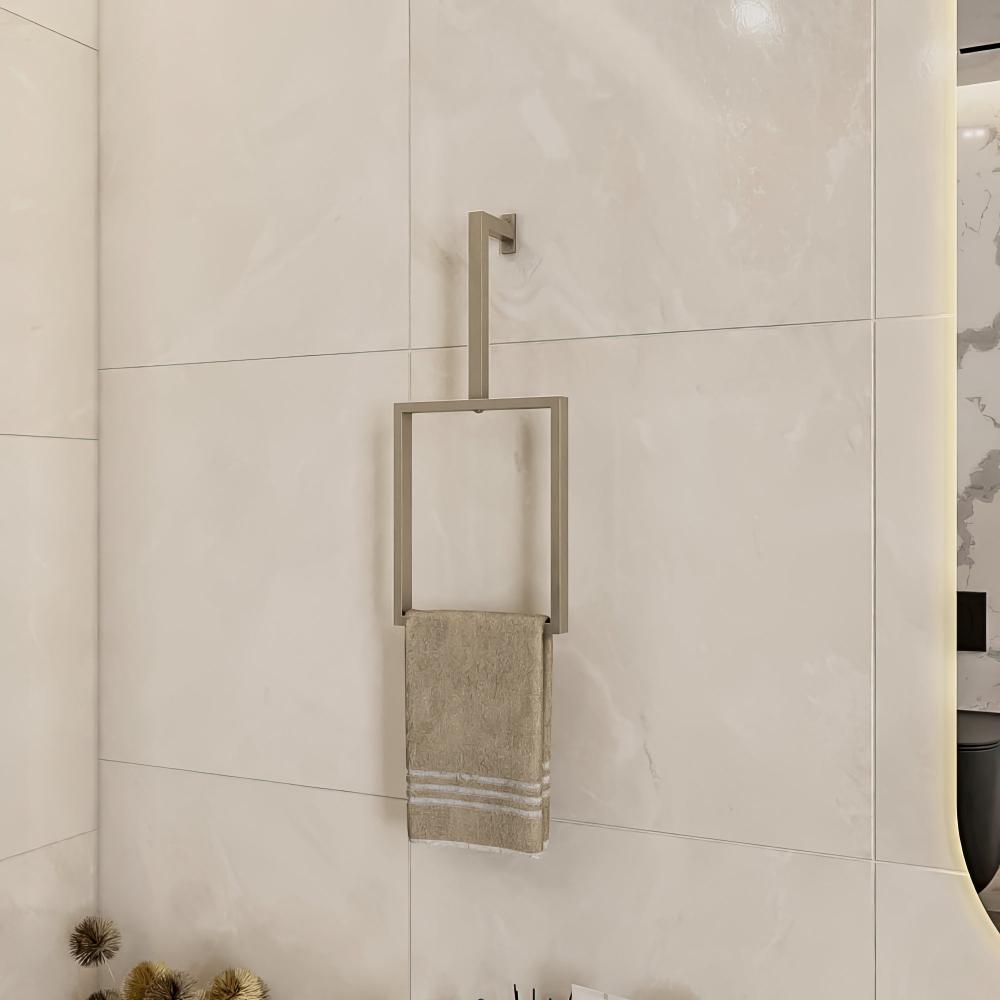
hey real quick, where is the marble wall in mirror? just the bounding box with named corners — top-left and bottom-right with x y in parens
top-left (958, 0), bottom-right (1000, 928)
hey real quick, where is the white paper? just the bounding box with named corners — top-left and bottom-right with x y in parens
top-left (572, 987), bottom-right (630, 1000)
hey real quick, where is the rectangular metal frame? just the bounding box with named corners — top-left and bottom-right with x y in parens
top-left (394, 395), bottom-right (569, 634)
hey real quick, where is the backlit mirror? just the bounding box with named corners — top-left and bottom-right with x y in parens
top-left (957, 0), bottom-right (1000, 931)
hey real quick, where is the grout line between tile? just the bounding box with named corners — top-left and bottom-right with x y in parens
top-left (0, 432), bottom-right (97, 441)
top-left (0, 828), bottom-right (97, 866)
top-left (95, 0), bottom-right (103, 919)
top-left (101, 344), bottom-right (418, 371)
top-left (100, 757), bottom-right (409, 802)
top-left (0, 6), bottom-right (96, 49)
top-left (98, 316), bottom-right (880, 374)
top-left (875, 312), bottom-right (955, 324)
top-left (872, 860), bottom-right (878, 995)
top-left (870, 7), bottom-right (878, 991)
top-left (407, 0), bottom-right (412, 362)
top-left (102, 757), bottom-right (902, 868)
top-left (551, 815), bottom-right (877, 865)
top-left (873, 857), bottom-right (966, 877)
top-left (870, 318), bottom-right (877, 863)
top-left (408, 839), bottom-right (413, 1000)
top-left (406, 3), bottom-right (413, 993)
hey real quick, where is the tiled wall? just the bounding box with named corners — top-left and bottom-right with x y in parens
top-left (96, 2), bottom-right (986, 997)
top-left (0, 3), bottom-right (98, 997)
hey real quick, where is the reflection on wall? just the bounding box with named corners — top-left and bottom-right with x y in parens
top-left (959, 81), bottom-right (1000, 712)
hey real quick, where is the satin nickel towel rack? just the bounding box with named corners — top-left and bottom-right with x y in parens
top-left (393, 211), bottom-right (569, 635)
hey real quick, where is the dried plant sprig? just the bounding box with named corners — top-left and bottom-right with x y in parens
top-left (86, 991), bottom-right (122, 1000)
top-left (203, 968), bottom-right (269, 1000)
top-left (69, 916), bottom-right (122, 968)
top-left (123, 961), bottom-right (170, 1000)
top-left (146, 970), bottom-right (200, 1000)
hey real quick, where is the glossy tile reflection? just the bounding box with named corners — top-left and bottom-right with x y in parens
top-left (875, 0), bottom-right (955, 318)
top-left (100, 0), bottom-right (408, 366)
top-left (412, 323), bottom-right (872, 857)
top-left (411, 0), bottom-right (871, 348)
top-left (877, 862), bottom-right (1000, 999)
top-left (0, 10), bottom-right (96, 437)
top-left (100, 353), bottom-right (407, 796)
top-left (0, 834), bottom-right (97, 999)
top-left (412, 821), bottom-right (874, 1000)
top-left (0, 438), bottom-right (97, 862)
top-left (874, 317), bottom-right (959, 871)
top-left (100, 763), bottom-right (409, 999)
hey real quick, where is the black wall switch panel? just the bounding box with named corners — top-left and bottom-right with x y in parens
top-left (958, 591), bottom-right (988, 652)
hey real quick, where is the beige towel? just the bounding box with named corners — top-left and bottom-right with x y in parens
top-left (405, 609), bottom-right (552, 854)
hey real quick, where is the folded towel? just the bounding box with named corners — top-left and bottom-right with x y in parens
top-left (404, 609), bottom-right (552, 854)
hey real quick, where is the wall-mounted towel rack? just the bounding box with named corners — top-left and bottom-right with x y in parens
top-left (393, 211), bottom-right (569, 635)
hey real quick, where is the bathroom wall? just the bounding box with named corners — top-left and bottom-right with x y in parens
top-left (0, 2), bottom-right (98, 997)
top-left (957, 80), bottom-right (1000, 714)
top-left (96, 2), bottom-right (981, 997)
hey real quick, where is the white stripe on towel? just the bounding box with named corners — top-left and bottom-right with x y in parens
top-left (408, 795), bottom-right (543, 819)
top-left (407, 781), bottom-right (549, 805)
top-left (412, 837), bottom-right (549, 857)
top-left (407, 768), bottom-right (547, 792)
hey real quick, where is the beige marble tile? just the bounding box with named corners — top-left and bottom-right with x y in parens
top-left (411, 322), bottom-right (872, 857)
top-left (876, 862), bottom-right (1000, 998)
top-left (0, 833), bottom-right (97, 1000)
top-left (960, 4), bottom-right (1000, 51)
top-left (0, 437), bottom-right (97, 861)
top-left (875, 317), bottom-right (962, 870)
top-left (0, 10), bottom-right (96, 437)
top-left (100, 0), bottom-right (408, 367)
top-left (99, 762), bottom-right (409, 999)
top-left (958, 80), bottom-right (1000, 129)
top-left (1, 0), bottom-right (96, 47)
top-left (411, 0), bottom-right (872, 350)
top-left (876, 0), bottom-right (956, 318)
top-left (100, 352), bottom-right (407, 796)
top-left (960, 50), bottom-right (1000, 88)
top-left (412, 820), bottom-right (874, 999)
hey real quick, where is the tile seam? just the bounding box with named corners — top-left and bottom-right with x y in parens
top-left (101, 755), bottom-right (892, 865)
top-left (0, 432), bottom-right (97, 441)
top-left (98, 315), bottom-right (881, 373)
top-left (0, 6), bottom-right (96, 49)
top-left (0, 828), bottom-right (97, 866)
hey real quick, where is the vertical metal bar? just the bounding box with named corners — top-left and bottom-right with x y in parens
top-left (549, 397), bottom-right (569, 634)
top-left (468, 212), bottom-right (489, 400)
top-left (468, 211), bottom-right (517, 401)
top-left (394, 405), bottom-right (412, 625)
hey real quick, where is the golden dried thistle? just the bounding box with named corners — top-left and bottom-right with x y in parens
top-left (123, 961), bottom-right (170, 1000)
top-left (69, 916), bottom-right (122, 968)
top-left (203, 968), bottom-right (269, 1000)
top-left (145, 970), bottom-right (200, 1000)
top-left (86, 992), bottom-right (122, 1000)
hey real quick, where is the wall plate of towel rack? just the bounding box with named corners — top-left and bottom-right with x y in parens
top-left (393, 211), bottom-right (569, 635)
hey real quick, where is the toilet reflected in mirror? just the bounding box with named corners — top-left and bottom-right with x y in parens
top-left (957, 0), bottom-right (1000, 930)
top-left (958, 712), bottom-right (1000, 922)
